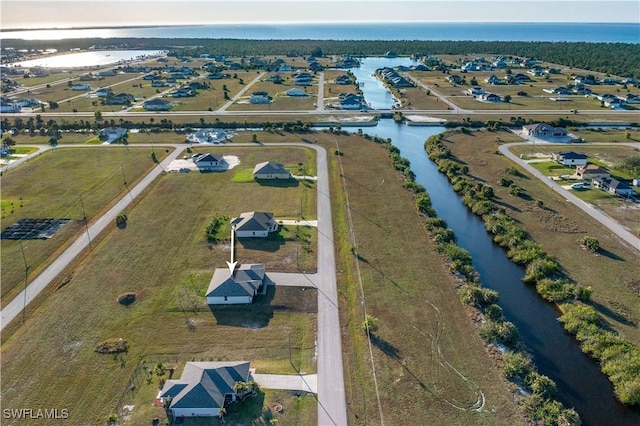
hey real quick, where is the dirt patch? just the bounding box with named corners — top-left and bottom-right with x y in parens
top-left (524, 205), bottom-right (583, 233)
top-left (95, 338), bottom-right (128, 354)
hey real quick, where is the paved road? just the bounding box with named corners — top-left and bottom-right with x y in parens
top-left (218, 72), bottom-right (265, 111)
top-left (0, 146), bottom-right (184, 330)
top-left (316, 72), bottom-right (325, 112)
top-left (404, 73), bottom-right (465, 113)
top-left (499, 142), bottom-right (640, 252)
top-left (1, 141), bottom-right (348, 425)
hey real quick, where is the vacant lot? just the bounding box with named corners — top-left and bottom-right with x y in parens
top-left (317, 131), bottom-right (524, 425)
top-left (0, 143), bottom-right (319, 425)
top-left (443, 130), bottom-right (640, 346)
top-left (0, 147), bottom-right (166, 304)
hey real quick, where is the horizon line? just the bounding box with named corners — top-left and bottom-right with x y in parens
top-left (3, 21), bottom-right (638, 31)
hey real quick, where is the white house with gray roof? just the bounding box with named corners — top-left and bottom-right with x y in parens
top-left (206, 264), bottom-right (266, 304)
top-left (253, 161), bottom-right (291, 180)
top-left (231, 212), bottom-right (278, 238)
top-left (192, 153), bottom-right (224, 170)
top-left (160, 361), bottom-right (251, 417)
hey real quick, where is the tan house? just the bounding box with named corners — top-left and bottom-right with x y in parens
top-left (576, 164), bottom-right (610, 180)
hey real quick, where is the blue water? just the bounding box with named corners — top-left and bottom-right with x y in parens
top-left (2, 22), bottom-right (639, 43)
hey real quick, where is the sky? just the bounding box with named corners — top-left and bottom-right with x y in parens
top-left (1, 0), bottom-right (639, 29)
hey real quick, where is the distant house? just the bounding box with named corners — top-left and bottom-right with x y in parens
top-left (151, 80), bottom-right (168, 87)
top-left (278, 64), bottom-right (293, 72)
top-left (250, 91), bottom-right (270, 104)
top-left (466, 86), bottom-right (486, 96)
top-left (143, 98), bottom-right (173, 111)
top-left (206, 264), bottom-right (266, 304)
top-left (576, 164), bottom-right (610, 180)
top-left (480, 93), bottom-right (502, 102)
top-left (172, 88), bottom-right (196, 98)
top-left (552, 151), bottom-right (588, 167)
top-left (522, 123), bottom-right (568, 138)
top-left (97, 70), bottom-right (116, 77)
top-left (485, 75), bottom-right (501, 85)
top-left (231, 212), bottom-right (278, 238)
top-left (160, 361), bottom-right (251, 417)
top-left (98, 127), bottom-right (127, 141)
top-left (286, 88), bottom-right (307, 97)
top-left (192, 153), bottom-right (224, 170)
top-left (105, 93), bottom-right (134, 105)
top-left (266, 74), bottom-right (283, 84)
top-left (95, 87), bottom-right (113, 97)
top-left (446, 75), bottom-right (464, 85)
top-left (253, 161), bottom-right (291, 179)
top-left (71, 84), bottom-right (91, 91)
top-left (294, 73), bottom-right (313, 86)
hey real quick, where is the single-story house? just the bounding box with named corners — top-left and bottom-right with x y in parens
top-left (250, 91), bottom-right (270, 104)
top-left (480, 93), bottom-right (502, 102)
top-left (192, 153), bottom-right (224, 169)
top-left (160, 361), bottom-right (251, 417)
top-left (206, 264), bottom-right (266, 304)
top-left (552, 151), bottom-right (588, 167)
top-left (231, 212), bottom-right (278, 238)
top-left (98, 127), bottom-right (127, 140)
top-left (466, 87), bottom-right (486, 96)
top-left (71, 84), bottom-right (91, 91)
top-left (253, 161), bottom-right (291, 179)
top-left (95, 87), bottom-right (113, 97)
top-left (485, 75), bottom-right (501, 85)
top-left (143, 98), bottom-right (173, 111)
top-left (446, 75), bottom-right (464, 85)
top-left (522, 123), bottom-right (568, 138)
top-left (266, 74), bottom-right (283, 83)
top-left (104, 93), bottom-right (135, 105)
top-left (335, 75), bottom-right (352, 85)
top-left (339, 97), bottom-right (363, 110)
top-left (286, 88), bottom-right (307, 97)
top-left (151, 80), bottom-right (168, 87)
top-left (576, 164), bottom-right (610, 180)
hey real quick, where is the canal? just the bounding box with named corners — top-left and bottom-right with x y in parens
top-left (345, 58), bottom-right (640, 425)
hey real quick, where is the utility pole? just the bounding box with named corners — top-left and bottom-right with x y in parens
top-left (19, 240), bottom-right (29, 323)
top-left (121, 164), bottom-right (133, 200)
top-left (79, 194), bottom-right (92, 251)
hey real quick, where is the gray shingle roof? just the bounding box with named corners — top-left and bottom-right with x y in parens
top-left (206, 264), bottom-right (265, 298)
top-left (231, 212), bottom-right (275, 233)
top-left (160, 361), bottom-right (251, 410)
top-left (253, 161), bottom-right (289, 176)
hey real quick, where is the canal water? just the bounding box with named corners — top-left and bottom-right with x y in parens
top-left (346, 58), bottom-right (640, 425)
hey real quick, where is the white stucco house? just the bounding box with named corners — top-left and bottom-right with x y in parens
top-left (160, 361), bottom-right (251, 418)
top-left (253, 161), bottom-right (291, 180)
top-left (143, 98), bottom-right (173, 111)
top-left (552, 151), bottom-right (588, 167)
top-left (231, 212), bottom-right (278, 238)
top-left (522, 123), bottom-right (568, 138)
top-left (206, 264), bottom-right (266, 304)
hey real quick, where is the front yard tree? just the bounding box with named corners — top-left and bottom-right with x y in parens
top-left (360, 314), bottom-right (379, 334)
top-left (94, 110), bottom-right (103, 121)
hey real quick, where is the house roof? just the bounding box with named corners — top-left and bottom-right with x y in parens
top-left (578, 165), bottom-right (609, 174)
top-left (144, 98), bottom-right (171, 105)
top-left (523, 123), bottom-right (566, 133)
top-left (193, 153), bottom-right (223, 163)
top-left (161, 361), bottom-right (251, 410)
top-left (206, 264), bottom-right (266, 298)
top-left (253, 161), bottom-right (289, 176)
top-left (231, 211), bottom-right (275, 233)
top-left (556, 151), bottom-right (587, 160)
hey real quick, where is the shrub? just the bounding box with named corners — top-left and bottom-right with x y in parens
top-left (480, 320), bottom-right (518, 345)
top-left (95, 338), bottom-right (128, 354)
top-left (503, 350), bottom-right (532, 379)
top-left (484, 303), bottom-right (503, 321)
top-left (361, 314), bottom-right (379, 334)
top-left (527, 372), bottom-right (557, 398)
top-left (115, 214), bottom-right (128, 228)
top-left (523, 258), bottom-right (559, 283)
top-left (499, 177), bottom-right (514, 187)
top-left (424, 217), bottom-right (447, 230)
top-left (580, 236), bottom-right (600, 253)
top-left (460, 285), bottom-right (498, 308)
top-left (117, 292), bottom-right (136, 306)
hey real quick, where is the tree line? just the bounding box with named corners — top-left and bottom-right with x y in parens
top-left (3, 38), bottom-right (639, 78)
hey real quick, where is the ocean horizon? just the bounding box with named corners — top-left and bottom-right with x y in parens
top-left (2, 22), bottom-right (639, 43)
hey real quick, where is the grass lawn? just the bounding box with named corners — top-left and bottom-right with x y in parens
top-left (316, 131), bottom-right (525, 425)
top-left (571, 128), bottom-right (640, 143)
top-left (0, 147), bottom-right (168, 304)
top-left (0, 144), bottom-right (319, 424)
top-left (3, 132), bottom-right (96, 145)
top-left (443, 130), bottom-right (640, 347)
top-left (528, 161), bottom-right (576, 177)
top-left (399, 86), bottom-right (451, 110)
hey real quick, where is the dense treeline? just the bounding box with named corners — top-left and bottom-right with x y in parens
top-left (3, 38), bottom-right (639, 78)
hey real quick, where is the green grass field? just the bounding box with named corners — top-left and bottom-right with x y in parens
top-left (0, 147), bottom-right (168, 304)
top-left (0, 142), bottom-right (319, 424)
